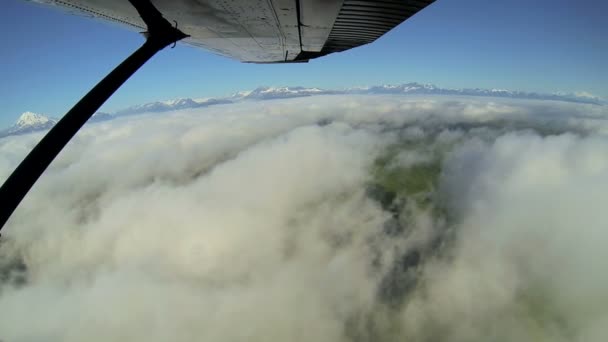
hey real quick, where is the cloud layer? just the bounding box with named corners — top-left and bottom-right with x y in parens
top-left (1, 95), bottom-right (607, 341)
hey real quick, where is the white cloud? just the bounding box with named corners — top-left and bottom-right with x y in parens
top-left (1, 95), bottom-right (608, 341)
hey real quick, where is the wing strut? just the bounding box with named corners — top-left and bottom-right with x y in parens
top-left (0, 0), bottom-right (188, 233)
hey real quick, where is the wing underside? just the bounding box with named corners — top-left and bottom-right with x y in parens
top-left (28, 0), bottom-right (435, 62)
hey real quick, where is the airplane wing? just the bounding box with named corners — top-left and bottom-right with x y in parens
top-left (29, 0), bottom-right (436, 62)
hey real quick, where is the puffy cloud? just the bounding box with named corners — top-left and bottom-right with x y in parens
top-left (405, 132), bottom-right (608, 341)
top-left (0, 95), bottom-right (607, 341)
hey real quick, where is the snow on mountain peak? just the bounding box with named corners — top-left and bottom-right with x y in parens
top-left (573, 91), bottom-right (599, 100)
top-left (231, 86), bottom-right (334, 100)
top-left (1, 111), bottom-right (58, 137)
top-left (16, 112), bottom-right (52, 127)
top-left (161, 98), bottom-right (197, 106)
top-left (161, 98), bottom-right (184, 106)
top-left (233, 90), bottom-right (253, 98)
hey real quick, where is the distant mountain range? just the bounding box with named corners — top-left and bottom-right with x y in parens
top-left (232, 86), bottom-right (338, 100)
top-left (349, 84), bottom-right (604, 104)
top-left (2, 83), bottom-right (603, 138)
top-left (113, 98), bottom-right (233, 116)
top-left (232, 83), bottom-right (603, 104)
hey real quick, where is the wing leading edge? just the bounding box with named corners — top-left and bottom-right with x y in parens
top-left (28, 0), bottom-right (435, 62)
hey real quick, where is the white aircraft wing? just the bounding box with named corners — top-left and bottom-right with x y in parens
top-left (29, 0), bottom-right (436, 62)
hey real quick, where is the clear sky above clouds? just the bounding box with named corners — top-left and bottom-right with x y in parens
top-left (0, 0), bottom-right (606, 127)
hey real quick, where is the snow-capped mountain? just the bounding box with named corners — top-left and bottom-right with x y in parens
top-left (228, 83), bottom-right (602, 104)
top-left (352, 83), bottom-right (440, 94)
top-left (0, 112), bottom-right (57, 138)
top-left (115, 97), bottom-right (233, 116)
top-left (233, 86), bottom-right (335, 100)
top-left (14, 112), bottom-right (55, 130)
top-left (231, 90), bottom-right (253, 98)
top-left (0, 111), bottom-right (115, 139)
top-left (348, 83), bottom-right (604, 104)
top-left (90, 112), bottom-right (113, 123)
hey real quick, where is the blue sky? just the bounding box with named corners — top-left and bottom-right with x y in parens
top-left (0, 0), bottom-right (606, 127)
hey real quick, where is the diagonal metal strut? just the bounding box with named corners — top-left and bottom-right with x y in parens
top-left (0, 0), bottom-right (188, 232)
